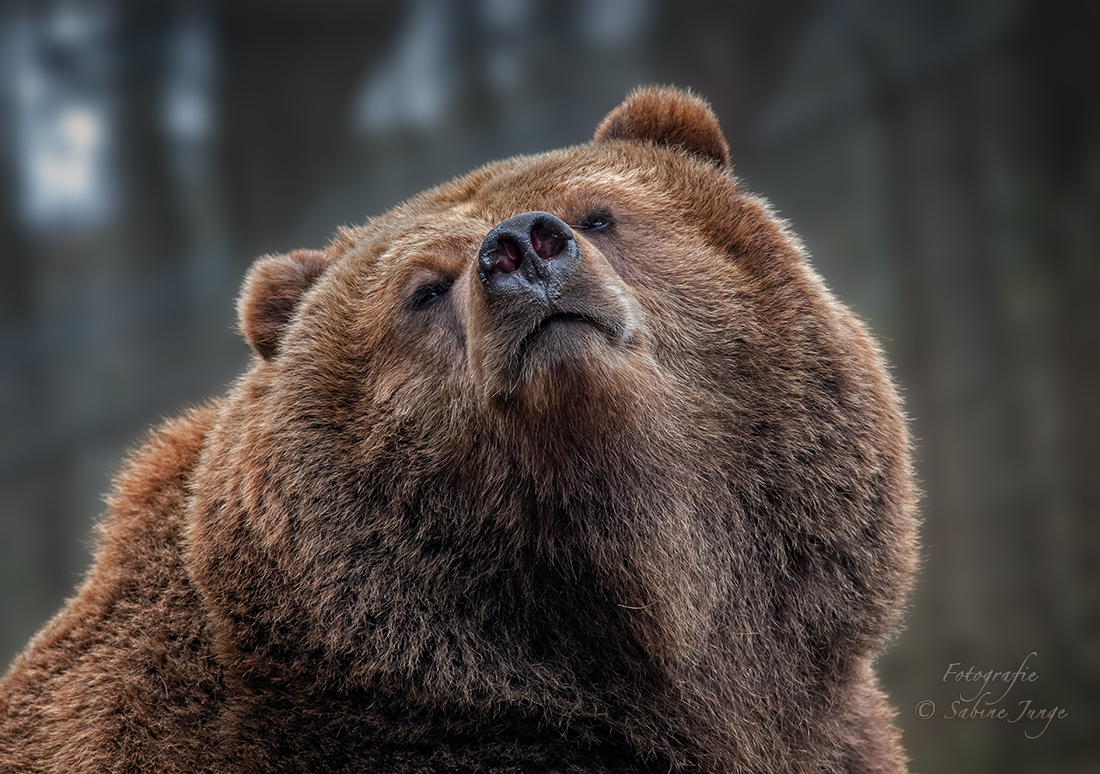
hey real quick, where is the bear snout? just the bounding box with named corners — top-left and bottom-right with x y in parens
top-left (467, 209), bottom-right (644, 402)
top-left (477, 211), bottom-right (579, 301)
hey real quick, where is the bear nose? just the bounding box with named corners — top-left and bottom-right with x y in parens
top-left (477, 211), bottom-right (578, 296)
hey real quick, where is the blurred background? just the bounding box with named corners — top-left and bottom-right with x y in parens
top-left (1, 0), bottom-right (1096, 770)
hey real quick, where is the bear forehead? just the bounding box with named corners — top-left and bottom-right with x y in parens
top-left (341, 143), bottom-right (701, 274)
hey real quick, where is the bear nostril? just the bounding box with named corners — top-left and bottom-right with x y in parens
top-left (530, 222), bottom-right (568, 262)
top-left (494, 238), bottom-right (522, 276)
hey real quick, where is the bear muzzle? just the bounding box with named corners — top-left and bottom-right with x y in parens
top-left (469, 211), bottom-right (642, 394)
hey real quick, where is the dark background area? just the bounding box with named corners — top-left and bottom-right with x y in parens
top-left (1, 1), bottom-right (1097, 771)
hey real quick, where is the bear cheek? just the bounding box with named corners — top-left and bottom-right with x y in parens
top-left (463, 285), bottom-right (512, 399)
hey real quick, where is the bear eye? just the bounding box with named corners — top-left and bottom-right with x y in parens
top-left (574, 209), bottom-right (615, 234)
top-left (411, 278), bottom-right (454, 310)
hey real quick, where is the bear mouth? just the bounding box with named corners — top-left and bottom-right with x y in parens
top-left (518, 311), bottom-right (621, 360)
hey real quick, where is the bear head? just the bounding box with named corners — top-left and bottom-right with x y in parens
top-left (185, 87), bottom-right (917, 771)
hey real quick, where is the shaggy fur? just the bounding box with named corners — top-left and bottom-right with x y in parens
top-left (1, 87), bottom-right (918, 773)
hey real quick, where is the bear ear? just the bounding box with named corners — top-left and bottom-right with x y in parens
top-left (238, 249), bottom-right (334, 360)
top-left (593, 86), bottom-right (730, 168)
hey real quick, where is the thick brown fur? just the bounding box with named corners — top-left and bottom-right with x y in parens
top-left (1, 87), bottom-right (918, 773)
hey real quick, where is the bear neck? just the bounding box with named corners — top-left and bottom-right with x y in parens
top-left (184, 377), bottom-right (760, 768)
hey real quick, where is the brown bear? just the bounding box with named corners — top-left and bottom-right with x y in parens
top-left (0, 87), bottom-right (918, 773)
